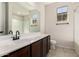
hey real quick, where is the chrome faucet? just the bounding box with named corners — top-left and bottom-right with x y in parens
top-left (16, 30), bottom-right (20, 39)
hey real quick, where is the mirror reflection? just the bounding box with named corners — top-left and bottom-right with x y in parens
top-left (5, 2), bottom-right (40, 35)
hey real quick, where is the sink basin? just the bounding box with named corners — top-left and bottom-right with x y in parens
top-left (0, 33), bottom-right (41, 52)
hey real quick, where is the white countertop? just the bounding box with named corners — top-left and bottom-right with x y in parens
top-left (0, 33), bottom-right (49, 56)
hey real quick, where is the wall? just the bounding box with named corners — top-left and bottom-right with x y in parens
top-left (45, 2), bottom-right (79, 49)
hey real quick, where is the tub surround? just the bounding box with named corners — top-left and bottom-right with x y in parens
top-left (0, 33), bottom-right (50, 57)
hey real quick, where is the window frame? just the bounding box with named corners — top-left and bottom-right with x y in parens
top-left (56, 6), bottom-right (69, 25)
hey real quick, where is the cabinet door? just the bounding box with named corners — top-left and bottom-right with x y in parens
top-left (47, 36), bottom-right (50, 53)
top-left (42, 36), bottom-right (50, 56)
top-left (8, 45), bottom-right (30, 57)
top-left (42, 37), bottom-right (47, 56)
top-left (31, 40), bottom-right (41, 57)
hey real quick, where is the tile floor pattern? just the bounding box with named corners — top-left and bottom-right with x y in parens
top-left (47, 46), bottom-right (78, 57)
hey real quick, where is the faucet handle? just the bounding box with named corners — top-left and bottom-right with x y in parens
top-left (9, 30), bottom-right (13, 34)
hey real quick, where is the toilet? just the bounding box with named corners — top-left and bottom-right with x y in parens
top-left (51, 40), bottom-right (56, 50)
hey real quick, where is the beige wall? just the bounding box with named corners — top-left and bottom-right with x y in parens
top-left (45, 2), bottom-right (79, 49)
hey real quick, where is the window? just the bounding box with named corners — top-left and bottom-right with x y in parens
top-left (56, 6), bottom-right (68, 25)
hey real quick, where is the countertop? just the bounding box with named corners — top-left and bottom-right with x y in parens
top-left (0, 33), bottom-right (49, 56)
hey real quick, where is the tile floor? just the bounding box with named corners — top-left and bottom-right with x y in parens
top-left (47, 46), bottom-right (78, 57)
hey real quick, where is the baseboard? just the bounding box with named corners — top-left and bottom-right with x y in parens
top-left (56, 45), bottom-right (74, 49)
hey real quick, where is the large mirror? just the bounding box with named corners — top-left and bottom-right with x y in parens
top-left (2, 2), bottom-right (40, 35)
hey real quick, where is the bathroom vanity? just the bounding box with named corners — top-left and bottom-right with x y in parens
top-left (0, 3), bottom-right (50, 57)
top-left (0, 33), bottom-right (50, 57)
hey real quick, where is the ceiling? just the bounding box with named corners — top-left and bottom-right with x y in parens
top-left (12, 2), bottom-right (52, 16)
top-left (34, 2), bottom-right (52, 5)
top-left (18, 2), bottom-right (52, 10)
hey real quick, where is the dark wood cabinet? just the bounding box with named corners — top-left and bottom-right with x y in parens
top-left (3, 35), bottom-right (50, 57)
top-left (7, 45), bottom-right (30, 57)
top-left (42, 37), bottom-right (47, 56)
top-left (42, 35), bottom-right (50, 57)
top-left (31, 40), bottom-right (42, 57)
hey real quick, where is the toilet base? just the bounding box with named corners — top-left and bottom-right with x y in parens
top-left (51, 40), bottom-right (56, 50)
